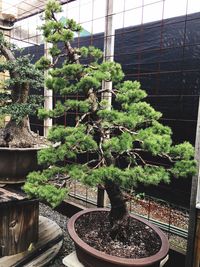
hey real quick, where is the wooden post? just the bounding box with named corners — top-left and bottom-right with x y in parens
top-left (0, 187), bottom-right (39, 256)
top-left (97, 187), bottom-right (106, 208)
top-left (44, 41), bottom-right (53, 137)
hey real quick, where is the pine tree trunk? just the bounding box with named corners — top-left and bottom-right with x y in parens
top-left (104, 180), bottom-right (129, 240)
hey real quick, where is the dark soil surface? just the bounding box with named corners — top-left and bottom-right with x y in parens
top-left (75, 211), bottom-right (161, 259)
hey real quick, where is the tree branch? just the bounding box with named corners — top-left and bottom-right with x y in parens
top-left (83, 158), bottom-right (100, 166)
top-left (75, 112), bottom-right (91, 127)
top-left (159, 153), bottom-right (175, 163)
top-left (52, 52), bottom-right (68, 67)
top-left (50, 12), bottom-right (80, 64)
top-left (133, 152), bottom-right (147, 165)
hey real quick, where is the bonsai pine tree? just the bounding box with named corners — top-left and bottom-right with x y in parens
top-left (24, 0), bottom-right (196, 237)
top-left (0, 33), bottom-right (44, 147)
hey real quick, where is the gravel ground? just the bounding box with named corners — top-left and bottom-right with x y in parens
top-left (39, 203), bottom-right (74, 267)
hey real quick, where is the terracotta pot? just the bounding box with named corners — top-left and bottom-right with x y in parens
top-left (67, 208), bottom-right (169, 267)
top-left (0, 147), bottom-right (41, 184)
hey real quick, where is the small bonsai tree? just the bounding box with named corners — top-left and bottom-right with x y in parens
top-left (0, 33), bottom-right (44, 147)
top-left (24, 0), bottom-right (196, 238)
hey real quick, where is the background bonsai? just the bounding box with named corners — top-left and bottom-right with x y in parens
top-left (0, 32), bottom-right (44, 147)
top-left (24, 0), bottom-right (196, 238)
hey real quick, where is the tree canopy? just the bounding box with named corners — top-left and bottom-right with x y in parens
top-left (0, 33), bottom-right (43, 124)
top-left (24, 0), bottom-right (196, 208)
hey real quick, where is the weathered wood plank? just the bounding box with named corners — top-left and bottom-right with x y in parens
top-left (0, 187), bottom-right (26, 203)
top-left (0, 216), bottom-right (63, 267)
top-left (24, 241), bottom-right (63, 267)
top-left (0, 198), bottom-right (39, 256)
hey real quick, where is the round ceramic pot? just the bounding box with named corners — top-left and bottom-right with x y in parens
top-left (67, 208), bottom-right (169, 267)
top-left (0, 147), bottom-right (41, 184)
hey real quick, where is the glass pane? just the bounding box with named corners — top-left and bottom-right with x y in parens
top-left (80, 0), bottom-right (93, 23)
top-left (124, 7), bottom-right (143, 27)
top-left (125, 0), bottom-right (142, 10)
top-left (164, 0), bottom-right (188, 19)
top-left (143, 2), bottom-right (164, 23)
top-left (187, 0), bottom-right (200, 15)
top-left (93, 0), bottom-right (106, 19)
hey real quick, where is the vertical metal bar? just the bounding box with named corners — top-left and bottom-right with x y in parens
top-left (185, 97), bottom-right (200, 267)
top-left (147, 197), bottom-right (151, 220)
top-left (102, 0), bottom-right (114, 108)
top-left (97, 0), bottom-right (114, 208)
top-left (193, 210), bottom-right (200, 267)
top-left (168, 204), bottom-right (172, 239)
top-left (137, 0), bottom-right (144, 80)
top-left (74, 180), bottom-right (77, 196)
top-left (193, 108), bottom-right (200, 267)
top-left (156, 0), bottom-right (165, 95)
top-left (43, 41), bottom-right (53, 137)
top-left (183, 0), bottom-right (200, 265)
top-left (86, 185), bottom-right (88, 208)
top-left (195, 106), bottom-right (200, 206)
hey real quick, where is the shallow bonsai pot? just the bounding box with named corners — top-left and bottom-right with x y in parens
top-left (67, 208), bottom-right (169, 267)
top-left (0, 147), bottom-right (42, 184)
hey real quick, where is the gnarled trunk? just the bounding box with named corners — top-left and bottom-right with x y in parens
top-left (0, 117), bottom-right (37, 147)
top-left (0, 38), bottom-right (38, 147)
top-left (104, 179), bottom-right (129, 240)
top-left (0, 41), bottom-right (30, 104)
top-left (0, 41), bottom-right (21, 103)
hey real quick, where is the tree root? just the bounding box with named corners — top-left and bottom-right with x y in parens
top-left (0, 120), bottom-right (46, 148)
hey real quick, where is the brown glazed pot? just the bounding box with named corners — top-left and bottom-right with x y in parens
top-left (0, 147), bottom-right (41, 184)
top-left (67, 208), bottom-right (169, 267)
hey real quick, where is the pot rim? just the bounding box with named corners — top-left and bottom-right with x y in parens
top-left (67, 208), bottom-right (169, 266)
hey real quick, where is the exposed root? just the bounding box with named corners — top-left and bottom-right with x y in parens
top-left (0, 120), bottom-right (47, 148)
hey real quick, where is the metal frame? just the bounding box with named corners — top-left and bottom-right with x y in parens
top-left (0, 0), bottom-right (199, 264)
top-left (6, 0), bottom-right (77, 22)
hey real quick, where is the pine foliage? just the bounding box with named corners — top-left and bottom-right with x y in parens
top-left (24, 0), bottom-right (196, 208)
